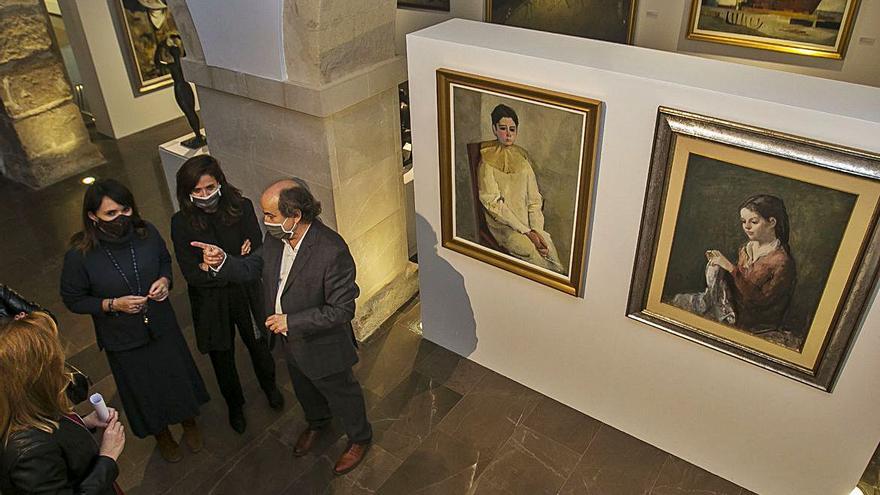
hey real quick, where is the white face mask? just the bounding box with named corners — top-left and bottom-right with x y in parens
top-left (189, 184), bottom-right (221, 210)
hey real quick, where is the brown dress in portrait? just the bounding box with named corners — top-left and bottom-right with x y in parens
top-left (728, 243), bottom-right (796, 332)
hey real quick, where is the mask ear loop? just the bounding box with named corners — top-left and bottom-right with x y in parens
top-left (281, 216), bottom-right (298, 237)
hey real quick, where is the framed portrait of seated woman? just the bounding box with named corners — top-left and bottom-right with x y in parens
top-left (628, 107), bottom-right (880, 391)
top-left (436, 69), bottom-right (602, 297)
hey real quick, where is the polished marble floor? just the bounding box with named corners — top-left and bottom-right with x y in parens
top-left (2, 118), bottom-right (873, 494)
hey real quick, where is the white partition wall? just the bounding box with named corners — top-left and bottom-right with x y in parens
top-left (407, 19), bottom-right (880, 495)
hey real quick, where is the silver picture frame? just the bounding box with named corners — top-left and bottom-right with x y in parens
top-left (627, 107), bottom-right (880, 392)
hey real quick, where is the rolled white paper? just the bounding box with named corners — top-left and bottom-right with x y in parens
top-left (89, 393), bottom-right (109, 423)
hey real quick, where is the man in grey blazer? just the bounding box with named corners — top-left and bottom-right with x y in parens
top-left (192, 178), bottom-right (371, 474)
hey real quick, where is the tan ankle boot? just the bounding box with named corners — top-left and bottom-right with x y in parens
top-left (155, 428), bottom-right (182, 463)
top-left (181, 418), bottom-right (202, 453)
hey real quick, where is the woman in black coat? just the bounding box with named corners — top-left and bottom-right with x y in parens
top-left (170, 156), bottom-right (282, 434)
top-left (0, 312), bottom-right (125, 495)
top-left (60, 179), bottom-right (209, 463)
top-left (0, 285), bottom-right (92, 405)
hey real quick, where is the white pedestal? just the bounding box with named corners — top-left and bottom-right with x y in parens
top-left (158, 131), bottom-right (209, 211)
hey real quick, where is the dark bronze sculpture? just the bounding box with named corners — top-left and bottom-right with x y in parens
top-left (159, 35), bottom-right (206, 149)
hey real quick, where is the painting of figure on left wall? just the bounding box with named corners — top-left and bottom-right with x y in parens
top-left (115, 0), bottom-right (180, 94)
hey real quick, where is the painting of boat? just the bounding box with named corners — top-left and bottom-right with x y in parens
top-left (740, 1), bottom-right (823, 14)
top-left (688, 0), bottom-right (860, 59)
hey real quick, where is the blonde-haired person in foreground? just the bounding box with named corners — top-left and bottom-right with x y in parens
top-left (0, 312), bottom-right (125, 494)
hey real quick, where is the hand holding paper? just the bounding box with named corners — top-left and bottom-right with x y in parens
top-left (90, 393), bottom-right (110, 423)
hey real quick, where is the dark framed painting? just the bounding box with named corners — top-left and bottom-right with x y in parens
top-left (687, 0), bottom-right (862, 59)
top-left (628, 107), bottom-right (880, 391)
top-left (398, 0), bottom-right (451, 11)
top-left (437, 69), bottom-right (602, 296)
top-left (114, 0), bottom-right (180, 94)
top-left (485, 0), bottom-right (638, 44)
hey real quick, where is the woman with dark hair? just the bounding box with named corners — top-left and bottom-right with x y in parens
top-left (171, 156), bottom-right (282, 434)
top-left (673, 194), bottom-right (797, 333)
top-left (707, 194), bottom-right (797, 332)
top-left (60, 179), bottom-right (209, 463)
top-left (0, 312), bottom-right (125, 494)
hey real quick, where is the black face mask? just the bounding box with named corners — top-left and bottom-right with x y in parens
top-left (96, 214), bottom-right (132, 239)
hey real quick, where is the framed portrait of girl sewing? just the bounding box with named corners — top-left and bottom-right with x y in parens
top-left (436, 69), bottom-right (602, 297)
top-left (627, 108), bottom-right (880, 391)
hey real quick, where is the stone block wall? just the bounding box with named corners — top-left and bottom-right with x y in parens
top-left (283, 0), bottom-right (396, 85)
top-left (170, 0), bottom-right (417, 340)
top-left (195, 81), bottom-right (416, 340)
top-left (0, 0), bottom-right (102, 188)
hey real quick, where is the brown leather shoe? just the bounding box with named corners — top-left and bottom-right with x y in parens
top-left (333, 442), bottom-right (371, 475)
top-left (293, 428), bottom-right (323, 457)
top-left (155, 428), bottom-right (182, 463)
top-left (181, 418), bottom-right (203, 453)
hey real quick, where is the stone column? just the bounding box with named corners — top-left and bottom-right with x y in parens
top-left (171, 0), bottom-right (417, 340)
top-left (0, 0), bottom-right (103, 188)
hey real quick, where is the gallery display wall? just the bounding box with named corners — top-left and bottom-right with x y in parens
top-left (58, 0), bottom-right (194, 138)
top-left (395, 0), bottom-right (880, 87)
top-left (408, 19), bottom-right (880, 495)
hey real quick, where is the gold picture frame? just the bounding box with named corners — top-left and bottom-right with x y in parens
top-left (437, 69), bottom-right (602, 297)
top-left (113, 0), bottom-right (179, 94)
top-left (485, 0), bottom-right (638, 44)
top-left (628, 108), bottom-right (880, 391)
top-left (687, 0), bottom-right (862, 59)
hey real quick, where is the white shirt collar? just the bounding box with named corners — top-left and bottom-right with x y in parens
top-left (745, 238), bottom-right (781, 264)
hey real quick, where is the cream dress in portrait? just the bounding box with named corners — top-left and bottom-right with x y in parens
top-left (477, 142), bottom-right (565, 274)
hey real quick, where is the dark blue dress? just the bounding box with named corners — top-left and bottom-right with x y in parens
top-left (60, 222), bottom-right (209, 438)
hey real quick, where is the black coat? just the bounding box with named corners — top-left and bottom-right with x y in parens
top-left (60, 223), bottom-right (177, 352)
top-left (0, 416), bottom-right (118, 495)
top-left (213, 220), bottom-right (360, 379)
top-left (170, 198), bottom-right (267, 354)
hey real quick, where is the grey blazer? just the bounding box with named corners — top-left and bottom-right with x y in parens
top-left (212, 220), bottom-right (360, 379)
